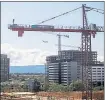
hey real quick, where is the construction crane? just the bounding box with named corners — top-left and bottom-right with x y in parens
top-left (42, 32), bottom-right (69, 55)
top-left (8, 4), bottom-right (104, 100)
top-left (55, 44), bottom-right (81, 50)
top-left (42, 33), bottom-right (69, 85)
top-left (57, 33), bottom-right (69, 55)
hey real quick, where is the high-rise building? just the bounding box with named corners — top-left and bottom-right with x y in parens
top-left (46, 50), bottom-right (98, 85)
top-left (1, 54), bottom-right (10, 82)
top-left (46, 61), bottom-right (81, 85)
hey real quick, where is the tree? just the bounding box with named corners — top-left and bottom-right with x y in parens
top-left (1, 85), bottom-right (4, 92)
top-left (41, 83), bottom-right (49, 91)
top-left (21, 78), bottom-right (25, 81)
top-left (33, 80), bottom-right (41, 92)
top-left (97, 82), bottom-right (101, 86)
top-left (48, 83), bottom-right (69, 92)
top-left (93, 86), bottom-right (104, 91)
top-left (69, 80), bottom-right (84, 91)
top-left (22, 85), bottom-right (28, 92)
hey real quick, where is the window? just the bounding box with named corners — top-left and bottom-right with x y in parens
top-left (93, 73), bottom-right (96, 75)
top-left (93, 79), bottom-right (96, 80)
top-left (97, 71), bottom-right (101, 72)
top-left (97, 73), bottom-right (101, 75)
top-left (98, 79), bottom-right (101, 80)
top-left (102, 73), bottom-right (104, 75)
top-left (93, 71), bottom-right (96, 72)
top-left (97, 76), bottom-right (101, 77)
top-left (92, 68), bottom-right (96, 69)
top-left (102, 78), bottom-right (104, 80)
top-left (97, 68), bottom-right (101, 70)
top-left (93, 76), bottom-right (96, 77)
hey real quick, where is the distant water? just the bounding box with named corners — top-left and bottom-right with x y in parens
top-left (10, 65), bottom-right (45, 73)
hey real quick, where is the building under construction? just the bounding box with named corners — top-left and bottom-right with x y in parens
top-left (46, 50), bottom-right (97, 85)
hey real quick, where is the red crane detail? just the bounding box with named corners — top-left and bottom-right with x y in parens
top-left (8, 26), bottom-right (104, 37)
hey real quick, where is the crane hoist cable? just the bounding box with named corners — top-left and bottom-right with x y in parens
top-left (85, 6), bottom-right (104, 14)
top-left (91, 9), bottom-right (104, 14)
top-left (37, 6), bottom-right (82, 25)
top-left (37, 6), bottom-right (104, 25)
top-left (86, 6), bottom-right (104, 11)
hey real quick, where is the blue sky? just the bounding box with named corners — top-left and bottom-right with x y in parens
top-left (1, 2), bottom-right (104, 63)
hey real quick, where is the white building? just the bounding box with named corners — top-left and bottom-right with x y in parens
top-left (46, 54), bottom-right (104, 86)
top-left (46, 61), bottom-right (81, 85)
top-left (92, 64), bottom-right (104, 85)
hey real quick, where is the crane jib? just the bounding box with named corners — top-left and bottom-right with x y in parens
top-left (8, 24), bottom-right (104, 32)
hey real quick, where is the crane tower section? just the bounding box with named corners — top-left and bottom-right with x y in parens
top-left (82, 4), bottom-right (93, 100)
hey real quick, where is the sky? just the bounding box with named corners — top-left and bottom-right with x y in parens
top-left (1, 2), bottom-right (104, 66)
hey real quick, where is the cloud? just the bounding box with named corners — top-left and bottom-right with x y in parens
top-left (97, 55), bottom-right (104, 62)
top-left (1, 43), bottom-right (104, 66)
top-left (1, 43), bottom-right (52, 66)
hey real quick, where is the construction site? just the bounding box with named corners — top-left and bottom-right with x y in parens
top-left (1, 2), bottom-right (104, 100)
top-left (1, 91), bottom-right (104, 100)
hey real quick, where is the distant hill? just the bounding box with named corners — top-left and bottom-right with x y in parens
top-left (10, 65), bottom-right (45, 73)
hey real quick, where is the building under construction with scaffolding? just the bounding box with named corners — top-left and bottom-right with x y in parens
top-left (46, 50), bottom-right (97, 85)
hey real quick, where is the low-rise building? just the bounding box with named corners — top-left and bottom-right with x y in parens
top-left (25, 79), bottom-right (41, 92)
top-left (92, 64), bottom-right (104, 85)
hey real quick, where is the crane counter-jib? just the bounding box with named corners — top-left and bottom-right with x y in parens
top-left (8, 24), bottom-right (55, 29)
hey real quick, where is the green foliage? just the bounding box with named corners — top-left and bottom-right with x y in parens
top-left (21, 78), bottom-right (25, 81)
top-left (1, 85), bottom-right (4, 92)
top-left (41, 84), bottom-right (49, 91)
top-left (32, 80), bottom-right (41, 92)
top-left (69, 80), bottom-right (84, 91)
top-left (93, 86), bottom-right (104, 91)
top-left (22, 85), bottom-right (29, 92)
top-left (42, 80), bottom-right (84, 92)
top-left (48, 83), bottom-right (69, 92)
top-left (36, 75), bottom-right (45, 83)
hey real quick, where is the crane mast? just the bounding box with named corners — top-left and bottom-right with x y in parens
top-left (58, 33), bottom-right (61, 55)
top-left (57, 33), bottom-right (69, 55)
top-left (82, 4), bottom-right (93, 100)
